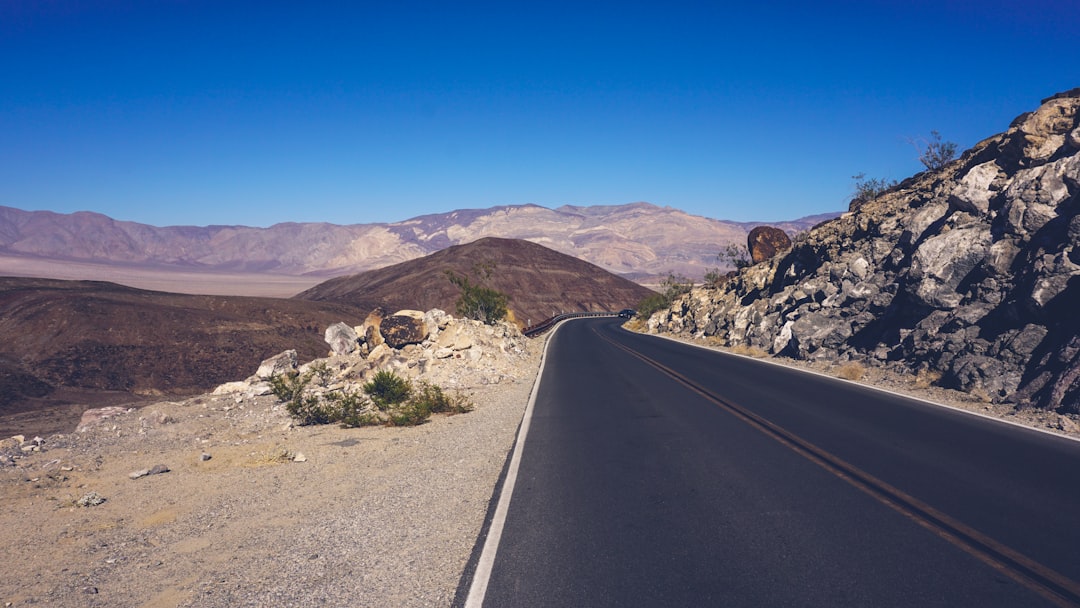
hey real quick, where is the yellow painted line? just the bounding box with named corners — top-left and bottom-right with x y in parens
top-left (597, 327), bottom-right (1080, 608)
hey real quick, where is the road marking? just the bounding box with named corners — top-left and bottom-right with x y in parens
top-left (648, 330), bottom-right (1080, 445)
top-left (463, 320), bottom-right (561, 607)
top-left (597, 326), bottom-right (1080, 608)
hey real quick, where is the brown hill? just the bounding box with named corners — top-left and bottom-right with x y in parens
top-left (297, 237), bottom-right (655, 326)
top-left (0, 277), bottom-right (362, 437)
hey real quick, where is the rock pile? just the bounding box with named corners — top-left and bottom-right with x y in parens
top-left (648, 89), bottom-right (1080, 413)
top-left (214, 308), bottom-right (532, 402)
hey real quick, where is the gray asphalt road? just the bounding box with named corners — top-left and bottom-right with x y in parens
top-left (473, 318), bottom-right (1080, 607)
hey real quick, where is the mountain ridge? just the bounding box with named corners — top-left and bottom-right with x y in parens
top-left (0, 202), bottom-right (838, 287)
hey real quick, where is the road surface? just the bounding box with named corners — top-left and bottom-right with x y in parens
top-left (465, 318), bottom-right (1080, 607)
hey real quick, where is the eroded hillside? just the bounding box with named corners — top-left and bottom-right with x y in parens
top-left (647, 89), bottom-right (1080, 413)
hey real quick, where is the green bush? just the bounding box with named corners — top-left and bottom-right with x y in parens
top-left (719, 244), bottom-right (750, 270)
top-left (851, 172), bottom-right (897, 204)
top-left (363, 370), bottom-right (413, 411)
top-left (636, 273), bottom-right (693, 318)
top-left (915, 130), bottom-right (958, 171)
top-left (324, 391), bottom-right (379, 428)
top-left (287, 394), bottom-right (338, 426)
top-left (269, 371), bottom-right (311, 403)
top-left (273, 368), bottom-right (472, 428)
top-left (413, 381), bottom-right (473, 415)
top-left (446, 263), bottom-right (509, 325)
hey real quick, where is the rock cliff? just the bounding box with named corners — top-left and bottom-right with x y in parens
top-left (647, 89), bottom-right (1080, 413)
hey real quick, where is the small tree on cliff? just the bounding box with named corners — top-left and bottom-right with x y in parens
top-left (912, 130), bottom-right (958, 171)
top-left (446, 262), bottom-right (508, 325)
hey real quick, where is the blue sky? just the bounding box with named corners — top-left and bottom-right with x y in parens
top-left (1, 1), bottom-right (1077, 227)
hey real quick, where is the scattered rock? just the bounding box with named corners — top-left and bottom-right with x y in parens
top-left (77, 406), bottom-right (132, 432)
top-left (129, 464), bottom-right (170, 480)
top-left (76, 492), bottom-right (106, 507)
top-left (200, 453), bottom-right (212, 462)
top-left (293, 452), bottom-right (307, 463)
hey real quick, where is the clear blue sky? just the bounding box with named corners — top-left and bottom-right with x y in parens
top-left (2, 1), bottom-right (1077, 227)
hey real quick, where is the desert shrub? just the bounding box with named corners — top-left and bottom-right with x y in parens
top-left (274, 368), bottom-right (467, 428)
top-left (636, 273), bottom-right (694, 318)
top-left (835, 362), bottom-right (865, 381)
top-left (308, 361), bottom-right (334, 386)
top-left (413, 381), bottom-right (473, 415)
top-left (446, 263), bottom-right (509, 325)
top-left (913, 130), bottom-right (958, 171)
top-left (719, 244), bottom-right (751, 270)
top-left (851, 173), bottom-right (898, 204)
top-left (363, 370), bottom-right (413, 411)
top-left (729, 344), bottom-right (768, 358)
top-left (914, 369), bottom-right (943, 389)
top-left (385, 400), bottom-right (433, 427)
top-left (635, 292), bottom-right (669, 318)
top-left (703, 267), bottom-right (729, 288)
top-left (286, 394), bottom-right (338, 426)
top-left (270, 371), bottom-right (311, 403)
top-left (324, 390), bottom-right (380, 428)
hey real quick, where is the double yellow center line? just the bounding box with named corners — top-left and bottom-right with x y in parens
top-left (598, 327), bottom-right (1080, 608)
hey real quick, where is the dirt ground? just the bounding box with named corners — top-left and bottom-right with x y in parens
top-left (0, 352), bottom-right (540, 607)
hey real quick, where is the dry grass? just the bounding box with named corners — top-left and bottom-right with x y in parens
top-left (914, 369), bottom-right (943, 389)
top-left (835, 362), bottom-right (866, 381)
top-left (729, 344), bottom-right (769, 358)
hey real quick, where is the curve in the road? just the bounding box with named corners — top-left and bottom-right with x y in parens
top-left (596, 326), bottom-right (1080, 608)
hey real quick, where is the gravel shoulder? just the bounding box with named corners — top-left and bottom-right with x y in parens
top-left (0, 344), bottom-right (541, 607)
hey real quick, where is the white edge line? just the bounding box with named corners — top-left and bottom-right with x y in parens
top-left (464, 319), bottom-right (564, 607)
top-left (644, 329), bottom-right (1080, 445)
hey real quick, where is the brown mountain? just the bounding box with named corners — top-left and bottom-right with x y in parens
top-left (0, 277), bottom-right (362, 437)
top-left (0, 203), bottom-right (837, 295)
top-left (297, 237), bottom-right (655, 326)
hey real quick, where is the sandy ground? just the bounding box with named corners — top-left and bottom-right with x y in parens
top-left (0, 255), bottom-right (325, 298)
top-left (0, 344), bottom-right (541, 607)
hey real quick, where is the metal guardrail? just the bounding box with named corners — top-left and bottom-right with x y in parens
top-left (522, 311), bottom-right (618, 337)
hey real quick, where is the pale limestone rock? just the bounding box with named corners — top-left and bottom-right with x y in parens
top-left (324, 322), bottom-right (359, 356)
top-left (256, 350), bottom-right (298, 379)
top-left (949, 161), bottom-right (999, 215)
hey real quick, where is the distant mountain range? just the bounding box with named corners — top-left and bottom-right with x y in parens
top-left (0, 203), bottom-right (838, 287)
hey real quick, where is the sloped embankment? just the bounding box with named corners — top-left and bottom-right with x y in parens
top-left (648, 89), bottom-right (1080, 413)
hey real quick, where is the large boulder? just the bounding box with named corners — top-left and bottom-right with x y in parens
top-left (747, 226), bottom-right (792, 264)
top-left (324, 322), bottom-right (359, 356)
top-left (256, 350), bottom-right (298, 379)
top-left (360, 307), bottom-right (386, 350)
top-left (380, 314), bottom-right (429, 348)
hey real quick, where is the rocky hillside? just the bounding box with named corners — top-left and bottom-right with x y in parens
top-left (0, 202), bottom-right (834, 284)
top-left (647, 89), bottom-right (1080, 414)
top-left (0, 278), bottom-right (363, 436)
top-left (297, 237), bottom-right (655, 326)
